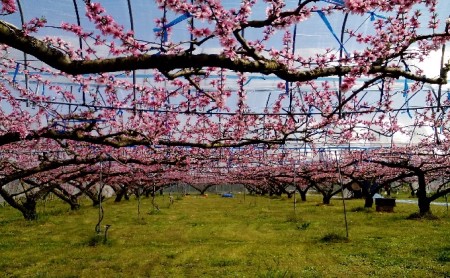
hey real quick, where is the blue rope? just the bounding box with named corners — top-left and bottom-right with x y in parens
top-left (286, 21), bottom-right (300, 95)
top-left (318, 0), bottom-right (386, 52)
top-left (227, 150), bottom-right (234, 168)
top-left (369, 11), bottom-right (386, 21)
top-left (441, 91), bottom-right (450, 132)
top-left (321, 0), bottom-right (387, 22)
top-left (243, 76), bottom-right (266, 86)
top-left (322, 0), bottom-right (387, 23)
top-left (316, 11), bottom-right (349, 56)
top-left (447, 91), bottom-right (450, 107)
top-left (440, 91), bottom-right (450, 113)
top-left (321, 0), bottom-right (345, 5)
top-left (153, 12), bottom-right (192, 42)
top-left (12, 63), bottom-right (20, 84)
top-left (403, 64), bottom-right (413, 118)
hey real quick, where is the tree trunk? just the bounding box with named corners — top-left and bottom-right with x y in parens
top-left (0, 188), bottom-right (38, 220)
top-left (364, 196), bottom-right (374, 208)
top-left (416, 173), bottom-right (431, 215)
top-left (353, 189), bottom-right (363, 199)
top-left (418, 198), bottom-right (431, 215)
top-left (52, 189), bottom-right (80, 210)
top-left (299, 190), bottom-right (307, 202)
top-left (22, 198), bottom-right (38, 220)
top-left (114, 186), bottom-right (128, 202)
top-left (92, 198), bottom-right (100, 207)
top-left (70, 203), bottom-right (81, 210)
top-left (322, 195), bottom-right (331, 205)
top-left (114, 192), bottom-right (124, 202)
top-left (385, 185), bottom-right (391, 197)
top-left (84, 189), bottom-right (102, 207)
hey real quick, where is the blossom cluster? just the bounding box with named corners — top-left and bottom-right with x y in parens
top-left (0, 0), bottom-right (15, 14)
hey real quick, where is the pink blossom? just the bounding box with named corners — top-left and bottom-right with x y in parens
top-left (0, 0), bottom-right (16, 14)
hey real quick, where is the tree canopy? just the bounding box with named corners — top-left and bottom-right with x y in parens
top-left (1, 0), bottom-right (450, 218)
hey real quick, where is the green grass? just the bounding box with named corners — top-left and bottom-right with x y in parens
top-left (0, 193), bottom-right (449, 277)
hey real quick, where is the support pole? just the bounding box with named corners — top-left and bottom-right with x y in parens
top-left (335, 151), bottom-right (349, 238)
top-left (95, 157), bottom-right (104, 234)
top-left (293, 159), bottom-right (297, 214)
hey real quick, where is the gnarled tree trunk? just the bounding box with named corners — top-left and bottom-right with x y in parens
top-left (322, 194), bottom-right (332, 205)
top-left (114, 185), bottom-right (129, 202)
top-left (0, 188), bottom-right (38, 220)
top-left (52, 188), bottom-right (80, 210)
top-left (299, 190), bottom-right (307, 201)
top-left (416, 173), bottom-right (431, 216)
top-left (22, 198), bottom-right (38, 220)
top-left (364, 196), bottom-right (374, 208)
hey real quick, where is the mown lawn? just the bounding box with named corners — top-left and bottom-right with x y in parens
top-left (0, 193), bottom-right (449, 277)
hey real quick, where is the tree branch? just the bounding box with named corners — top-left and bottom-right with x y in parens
top-left (0, 20), bottom-right (447, 84)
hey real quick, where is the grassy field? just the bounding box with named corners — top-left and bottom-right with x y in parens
top-left (0, 193), bottom-right (449, 277)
